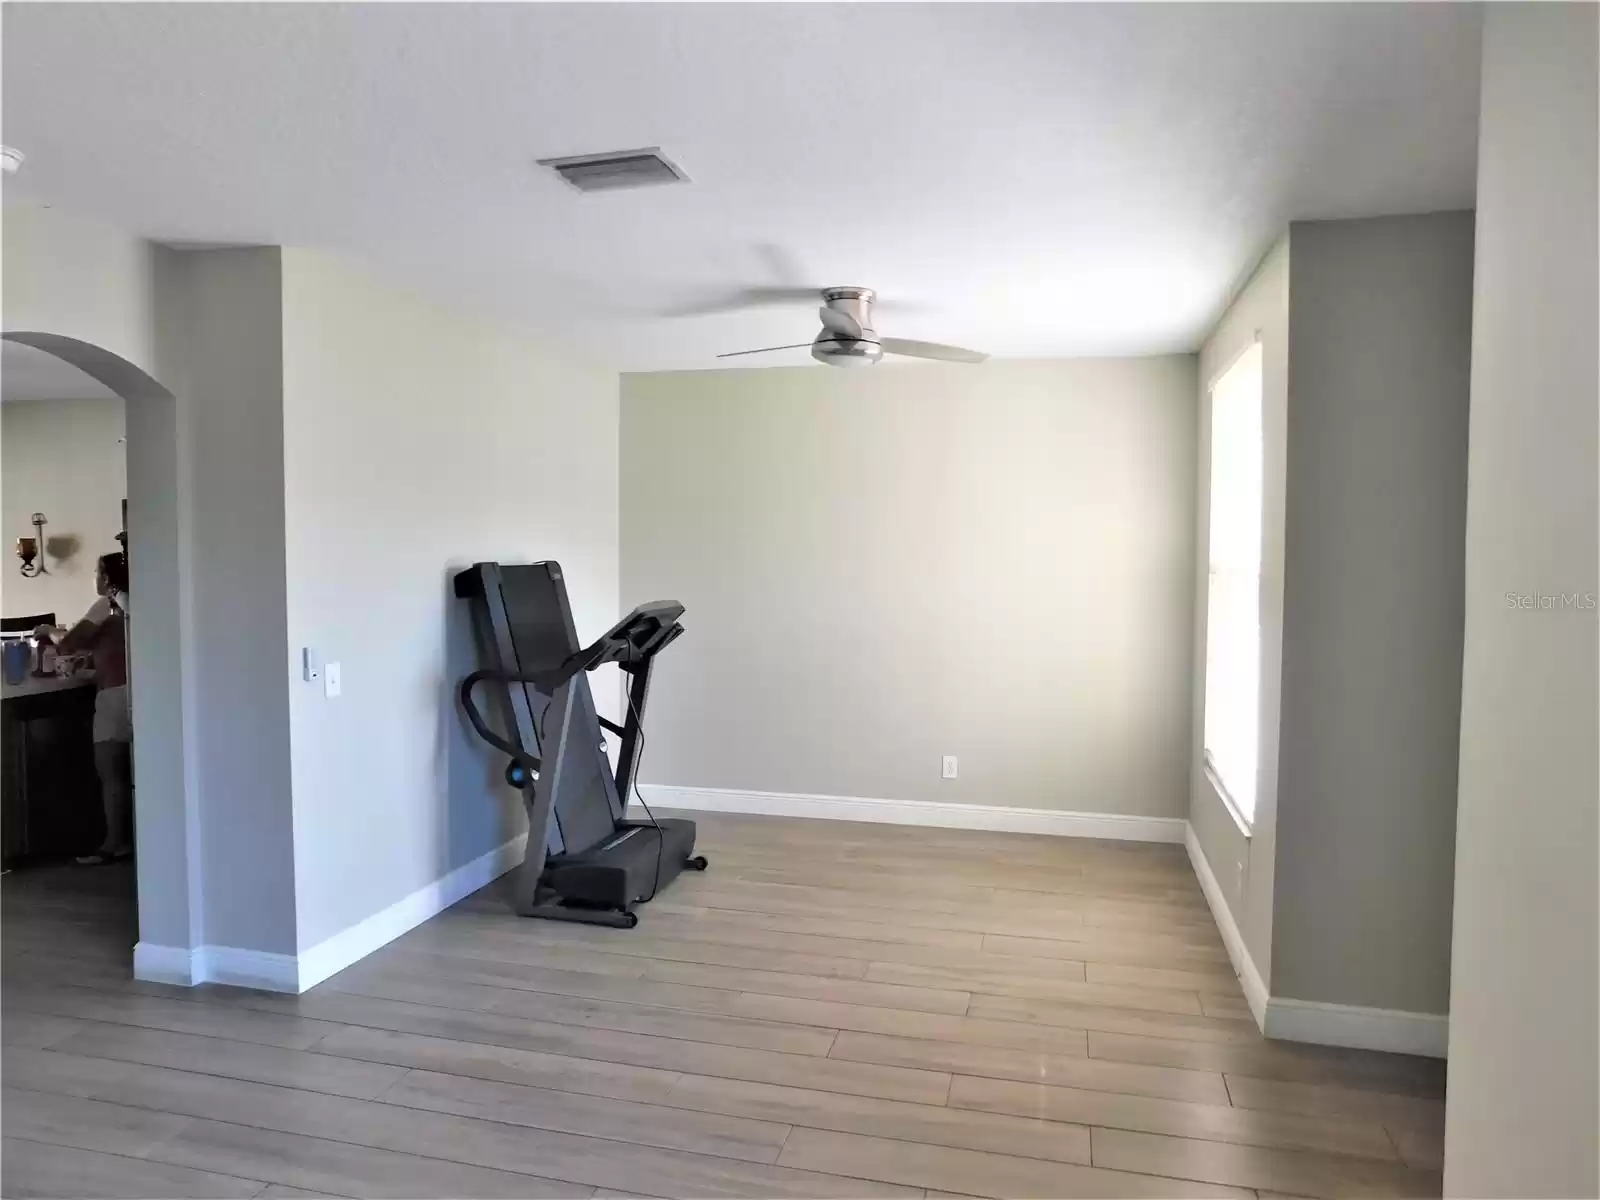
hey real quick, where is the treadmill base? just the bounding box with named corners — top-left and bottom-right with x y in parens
top-left (515, 820), bottom-right (708, 929)
top-left (517, 897), bottom-right (643, 928)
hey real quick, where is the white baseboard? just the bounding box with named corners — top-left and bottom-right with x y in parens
top-left (133, 942), bottom-right (300, 991)
top-left (1263, 995), bottom-right (1448, 1058)
top-left (1184, 821), bottom-right (1269, 1026)
top-left (201, 945), bottom-right (302, 992)
top-left (295, 832), bottom-right (527, 991)
top-left (132, 941), bottom-right (201, 986)
top-left (634, 784), bottom-right (1187, 844)
top-left (133, 834), bottom-right (527, 994)
top-left (1184, 823), bottom-right (1447, 1058)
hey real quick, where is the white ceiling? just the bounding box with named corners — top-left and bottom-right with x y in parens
top-left (1, 340), bottom-right (120, 402)
top-left (1, 4), bottom-right (1481, 372)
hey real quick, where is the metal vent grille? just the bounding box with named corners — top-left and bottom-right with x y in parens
top-left (538, 148), bottom-right (689, 192)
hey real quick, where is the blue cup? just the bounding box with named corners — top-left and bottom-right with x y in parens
top-left (3, 639), bottom-right (31, 685)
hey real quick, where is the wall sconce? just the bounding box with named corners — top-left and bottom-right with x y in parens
top-left (17, 512), bottom-right (49, 577)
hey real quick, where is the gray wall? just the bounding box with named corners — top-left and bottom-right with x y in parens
top-left (622, 358), bottom-right (1197, 816)
top-left (279, 249), bottom-right (620, 952)
top-left (1, 225), bottom-right (301, 963)
top-left (3, 204), bottom-right (196, 954)
top-left (1191, 217), bottom-right (1475, 1021)
top-left (0, 204), bottom-right (160, 370)
top-left (1272, 213), bottom-right (1473, 1014)
top-left (1189, 239), bottom-right (1290, 991)
top-left (164, 248), bottom-right (298, 956)
top-left (2, 208), bottom-right (624, 968)
top-left (1445, 6), bottom-right (1599, 1196)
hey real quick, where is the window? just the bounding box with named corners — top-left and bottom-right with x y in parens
top-left (1204, 342), bottom-right (1263, 825)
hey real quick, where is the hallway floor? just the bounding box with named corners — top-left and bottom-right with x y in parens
top-left (2, 813), bottom-right (1445, 1197)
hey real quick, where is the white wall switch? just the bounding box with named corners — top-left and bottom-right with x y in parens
top-left (941, 755), bottom-right (958, 779)
top-left (324, 662), bottom-right (341, 698)
top-left (301, 647), bottom-right (321, 682)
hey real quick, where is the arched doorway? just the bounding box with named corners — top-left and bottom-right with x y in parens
top-left (2, 330), bottom-right (196, 976)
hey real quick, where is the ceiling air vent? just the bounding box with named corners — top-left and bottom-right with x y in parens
top-left (538, 148), bottom-right (689, 193)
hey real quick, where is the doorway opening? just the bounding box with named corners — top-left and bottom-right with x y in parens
top-left (1, 331), bottom-right (190, 981)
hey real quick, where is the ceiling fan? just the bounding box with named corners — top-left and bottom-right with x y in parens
top-left (717, 287), bottom-right (988, 368)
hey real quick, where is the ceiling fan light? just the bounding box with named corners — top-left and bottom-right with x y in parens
top-left (812, 337), bottom-right (883, 367)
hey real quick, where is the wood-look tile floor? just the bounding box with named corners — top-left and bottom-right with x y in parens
top-left (2, 812), bottom-right (1446, 1198)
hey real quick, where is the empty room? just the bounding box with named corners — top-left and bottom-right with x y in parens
top-left (1, 4), bottom-right (1595, 1199)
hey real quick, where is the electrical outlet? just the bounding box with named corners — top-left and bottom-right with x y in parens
top-left (941, 755), bottom-right (958, 779)
top-left (324, 662), bottom-right (342, 699)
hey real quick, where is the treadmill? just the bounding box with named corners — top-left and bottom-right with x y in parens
top-left (454, 561), bottom-right (705, 927)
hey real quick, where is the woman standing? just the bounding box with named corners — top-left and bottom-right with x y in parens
top-left (36, 551), bottom-right (132, 864)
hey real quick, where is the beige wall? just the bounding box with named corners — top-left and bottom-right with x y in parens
top-left (2, 396), bottom-right (127, 624)
top-left (279, 249), bottom-right (620, 952)
top-left (1444, 5), bottom-right (1599, 1195)
top-left (1189, 238), bottom-right (1290, 991)
top-left (622, 357), bottom-right (1197, 816)
top-left (1273, 213), bottom-right (1473, 1015)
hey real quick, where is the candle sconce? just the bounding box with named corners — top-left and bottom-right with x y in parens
top-left (16, 512), bottom-right (49, 577)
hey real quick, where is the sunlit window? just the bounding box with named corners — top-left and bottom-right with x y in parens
top-left (1204, 343), bottom-right (1263, 823)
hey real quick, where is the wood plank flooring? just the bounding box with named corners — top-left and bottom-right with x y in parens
top-left (2, 812), bottom-right (1446, 1197)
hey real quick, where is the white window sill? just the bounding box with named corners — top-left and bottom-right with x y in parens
top-left (1203, 761), bottom-right (1254, 839)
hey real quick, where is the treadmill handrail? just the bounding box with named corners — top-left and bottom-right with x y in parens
top-left (457, 599), bottom-right (685, 790)
top-left (458, 669), bottom-right (547, 775)
top-left (529, 607), bottom-right (685, 694)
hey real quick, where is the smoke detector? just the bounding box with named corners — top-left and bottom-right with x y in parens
top-left (538, 148), bottom-right (688, 193)
top-left (0, 147), bottom-right (24, 175)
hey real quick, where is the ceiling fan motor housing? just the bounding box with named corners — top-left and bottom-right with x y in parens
top-left (813, 286), bottom-right (883, 367)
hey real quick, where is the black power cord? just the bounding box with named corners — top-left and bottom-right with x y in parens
top-left (622, 683), bottom-right (667, 905)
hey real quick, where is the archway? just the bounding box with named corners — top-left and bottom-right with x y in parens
top-left (2, 331), bottom-right (196, 974)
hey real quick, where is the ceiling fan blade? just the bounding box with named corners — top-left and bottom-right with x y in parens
top-left (757, 244), bottom-right (812, 288)
top-left (818, 307), bottom-right (864, 339)
top-left (715, 342), bottom-right (817, 359)
top-left (880, 337), bottom-right (989, 364)
top-left (665, 287), bottom-right (822, 318)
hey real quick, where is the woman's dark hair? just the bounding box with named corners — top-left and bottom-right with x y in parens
top-left (99, 551), bottom-right (129, 593)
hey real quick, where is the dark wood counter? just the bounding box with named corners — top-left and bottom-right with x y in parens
top-left (2, 674), bottom-right (101, 864)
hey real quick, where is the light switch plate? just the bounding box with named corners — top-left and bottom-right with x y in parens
top-left (324, 662), bottom-right (341, 698)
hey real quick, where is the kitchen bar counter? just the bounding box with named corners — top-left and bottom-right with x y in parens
top-left (2, 672), bottom-right (97, 701)
top-left (2, 672), bottom-right (100, 863)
